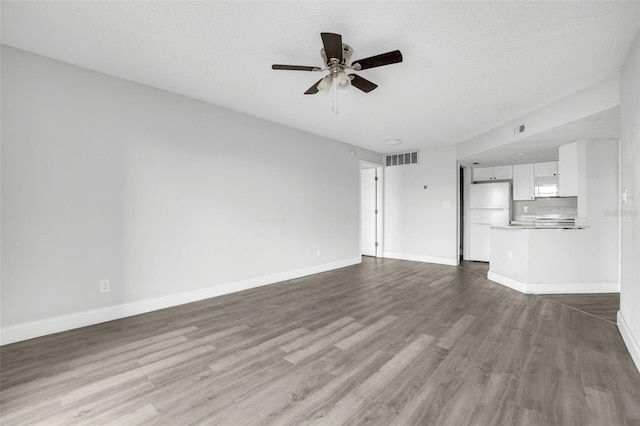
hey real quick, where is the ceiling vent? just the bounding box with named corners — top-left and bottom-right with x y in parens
top-left (386, 151), bottom-right (418, 167)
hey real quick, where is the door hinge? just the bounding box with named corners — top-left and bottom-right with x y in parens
top-left (375, 209), bottom-right (379, 214)
top-left (375, 242), bottom-right (379, 247)
top-left (375, 176), bottom-right (379, 181)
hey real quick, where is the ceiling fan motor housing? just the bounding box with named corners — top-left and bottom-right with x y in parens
top-left (321, 44), bottom-right (353, 68)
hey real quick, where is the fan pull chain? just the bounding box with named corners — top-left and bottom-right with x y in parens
top-left (331, 77), bottom-right (335, 113)
top-left (332, 77), bottom-right (339, 115)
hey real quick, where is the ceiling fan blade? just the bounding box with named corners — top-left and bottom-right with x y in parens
top-left (272, 64), bottom-right (322, 71)
top-left (321, 32), bottom-right (343, 64)
top-left (352, 50), bottom-right (403, 70)
top-left (349, 74), bottom-right (378, 93)
top-left (304, 78), bottom-right (324, 95)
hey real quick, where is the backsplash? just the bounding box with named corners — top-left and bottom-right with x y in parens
top-left (512, 197), bottom-right (577, 220)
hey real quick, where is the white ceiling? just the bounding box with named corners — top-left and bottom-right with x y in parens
top-left (2, 1), bottom-right (639, 155)
top-left (459, 106), bottom-right (621, 167)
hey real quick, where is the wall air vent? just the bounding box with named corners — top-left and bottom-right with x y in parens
top-left (385, 151), bottom-right (418, 167)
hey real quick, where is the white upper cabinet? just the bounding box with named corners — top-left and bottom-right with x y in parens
top-left (492, 165), bottom-right (513, 180)
top-left (534, 161), bottom-right (558, 177)
top-left (473, 165), bottom-right (513, 182)
top-left (559, 143), bottom-right (578, 196)
top-left (513, 163), bottom-right (535, 200)
top-left (472, 167), bottom-right (493, 181)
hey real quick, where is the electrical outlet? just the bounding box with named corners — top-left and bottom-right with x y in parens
top-left (100, 279), bottom-right (110, 293)
top-left (524, 206), bottom-right (529, 213)
top-left (317, 248), bottom-right (322, 257)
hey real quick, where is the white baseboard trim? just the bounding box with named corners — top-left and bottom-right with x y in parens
top-left (487, 272), bottom-right (528, 293)
top-left (487, 272), bottom-right (619, 295)
top-left (618, 311), bottom-right (640, 373)
top-left (383, 252), bottom-right (458, 266)
top-left (0, 257), bottom-right (361, 346)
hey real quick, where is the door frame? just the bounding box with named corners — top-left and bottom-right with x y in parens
top-left (360, 160), bottom-right (384, 258)
top-left (458, 162), bottom-right (471, 261)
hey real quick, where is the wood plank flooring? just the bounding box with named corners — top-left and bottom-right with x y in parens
top-left (1, 257), bottom-right (639, 425)
top-left (540, 293), bottom-right (620, 324)
top-left (458, 259), bottom-right (490, 276)
top-left (459, 259), bottom-right (620, 324)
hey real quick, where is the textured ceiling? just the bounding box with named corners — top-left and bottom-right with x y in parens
top-left (459, 107), bottom-right (621, 167)
top-left (2, 1), bottom-right (639, 154)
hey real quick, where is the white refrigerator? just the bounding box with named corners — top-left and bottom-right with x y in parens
top-left (468, 182), bottom-right (510, 262)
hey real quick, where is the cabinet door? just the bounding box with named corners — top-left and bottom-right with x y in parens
top-left (534, 161), bottom-right (558, 177)
top-left (492, 165), bottom-right (513, 180)
top-left (559, 143), bottom-right (578, 196)
top-left (473, 167), bottom-right (493, 182)
top-left (513, 163), bottom-right (535, 200)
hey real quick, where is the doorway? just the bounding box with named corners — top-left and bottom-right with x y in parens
top-left (459, 164), bottom-right (471, 261)
top-left (361, 162), bottom-right (383, 257)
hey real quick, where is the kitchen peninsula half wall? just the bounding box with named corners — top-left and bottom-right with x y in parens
top-left (488, 226), bottom-right (618, 294)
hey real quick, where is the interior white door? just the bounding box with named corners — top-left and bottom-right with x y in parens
top-left (361, 168), bottom-right (377, 256)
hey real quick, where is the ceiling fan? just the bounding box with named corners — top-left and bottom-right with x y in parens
top-left (272, 32), bottom-right (403, 96)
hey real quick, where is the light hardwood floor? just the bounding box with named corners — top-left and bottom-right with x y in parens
top-left (1, 257), bottom-right (639, 425)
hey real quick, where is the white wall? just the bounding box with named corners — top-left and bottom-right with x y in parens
top-left (383, 146), bottom-right (458, 265)
top-left (0, 46), bottom-right (381, 341)
top-left (583, 139), bottom-right (620, 284)
top-left (619, 30), bottom-right (640, 371)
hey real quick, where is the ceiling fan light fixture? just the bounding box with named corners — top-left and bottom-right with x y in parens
top-left (317, 75), bottom-right (333, 92)
top-left (337, 71), bottom-right (351, 89)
